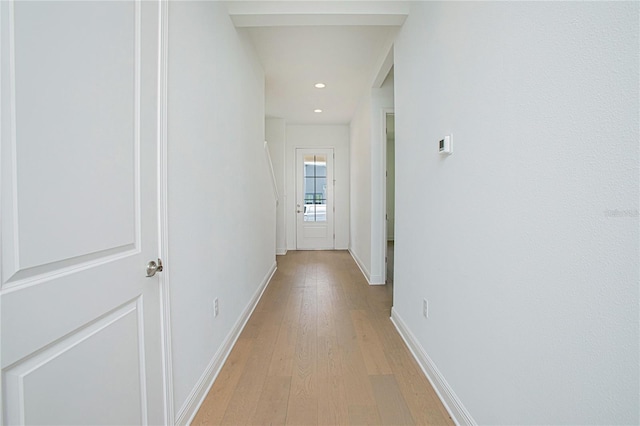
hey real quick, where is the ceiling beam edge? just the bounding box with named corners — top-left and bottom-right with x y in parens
top-left (371, 36), bottom-right (395, 89)
top-left (231, 14), bottom-right (406, 28)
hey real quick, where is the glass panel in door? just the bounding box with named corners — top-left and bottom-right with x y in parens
top-left (303, 154), bottom-right (327, 222)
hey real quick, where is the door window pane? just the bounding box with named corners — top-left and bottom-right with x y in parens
top-left (303, 154), bottom-right (327, 222)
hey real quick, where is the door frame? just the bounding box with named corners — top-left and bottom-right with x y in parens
top-left (383, 111), bottom-right (395, 284)
top-left (380, 107), bottom-right (395, 281)
top-left (157, 1), bottom-right (174, 423)
top-left (294, 147), bottom-right (335, 250)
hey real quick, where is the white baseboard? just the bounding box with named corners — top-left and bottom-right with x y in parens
top-left (348, 248), bottom-right (371, 284)
top-left (276, 248), bottom-right (287, 255)
top-left (348, 248), bottom-right (386, 285)
top-left (369, 274), bottom-right (385, 285)
top-left (390, 308), bottom-right (476, 426)
top-left (176, 261), bottom-right (277, 425)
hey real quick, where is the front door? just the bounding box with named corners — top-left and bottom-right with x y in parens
top-left (296, 148), bottom-right (334, 250)
top-left (1, 2), bottom-right (165, 424)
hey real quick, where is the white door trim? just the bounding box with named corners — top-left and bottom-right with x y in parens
top-left (376, 107), bottom-right (394, 284)
top-left (157, 1), bottom-right (174, 424)
top-left (381, 107), bottom-right (394, 262)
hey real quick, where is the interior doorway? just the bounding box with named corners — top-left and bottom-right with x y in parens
top-left (385, 113), bottom-right (396, 285)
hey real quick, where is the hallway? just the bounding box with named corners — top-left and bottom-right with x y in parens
top-left (192, 251), bottom-right (453, 425)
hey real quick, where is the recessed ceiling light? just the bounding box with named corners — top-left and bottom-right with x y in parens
top-left (314, 83), bottom-right (326, 89)
top-left (314, 109), bottom-right (323, 113)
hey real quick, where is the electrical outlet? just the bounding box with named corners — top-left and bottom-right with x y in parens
top-left (423, 299), bottom-right (429, 318)
top-left (213, 298), bottom-right (219, 318)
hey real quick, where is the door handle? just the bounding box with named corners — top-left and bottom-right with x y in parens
top-left (146, 259), bottom-right (163, 277)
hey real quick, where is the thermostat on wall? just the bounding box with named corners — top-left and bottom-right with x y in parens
top-left (439, 134), bottom-right (453, 155)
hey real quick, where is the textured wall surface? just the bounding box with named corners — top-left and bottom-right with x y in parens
top-left (394, 2), bottom-right (639, 424)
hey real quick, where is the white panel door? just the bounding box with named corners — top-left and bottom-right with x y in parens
top-left (296, 148), bottom-right (334, 250)
top-left (1, 1), bottom-right (165, 424)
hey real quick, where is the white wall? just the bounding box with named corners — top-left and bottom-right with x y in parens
top-left (393, 2), bottom-right (639, 425)
top-left (286, 125), bottom-right (350, 250)
top-left (266, 118), bottom-right (287, 254)
top-left (350, 73), bottom-right (394, 283)
top-left (350, 95), bottom-right (373, 277)
top-left (167, 2), bottom-right (275, 422)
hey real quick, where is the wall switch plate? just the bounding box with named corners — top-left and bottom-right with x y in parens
top-left (423, 299), bottom-right (429, 318)
top-left (213, 298), bottom-right (219, 318)
top-left (439, 134), bottom-right (453, 155)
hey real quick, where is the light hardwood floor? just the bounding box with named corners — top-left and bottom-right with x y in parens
top-left (192, 250), bottom-right (454, 426)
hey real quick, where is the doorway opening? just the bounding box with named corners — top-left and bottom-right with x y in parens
top-left (385, 113), bottom-right (395, 285)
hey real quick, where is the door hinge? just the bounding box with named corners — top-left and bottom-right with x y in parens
top-left (386, 214), bottom-right (388, 220)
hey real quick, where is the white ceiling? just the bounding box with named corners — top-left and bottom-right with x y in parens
top-left (241, 25), bottom-right (397, 124)
top-left (227, 1), bottom-right (407, 124)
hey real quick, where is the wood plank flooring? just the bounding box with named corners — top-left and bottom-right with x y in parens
top-left (192, 250), bottom-right (453, 426)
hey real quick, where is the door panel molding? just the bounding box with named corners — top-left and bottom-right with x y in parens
top-left (1, 1), bottom-right (143, 292)
top-left (3, 0), bottom-right (20, 285)
top-left (3, 298), bottom-right (148, 425)
top-left (1, 244), bottom-right (138, 292)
